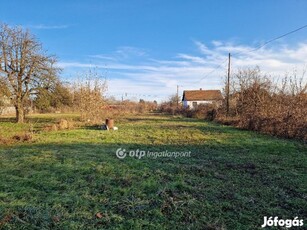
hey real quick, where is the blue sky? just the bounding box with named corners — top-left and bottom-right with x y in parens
top-left (1, 0), bottom-right (307, 101)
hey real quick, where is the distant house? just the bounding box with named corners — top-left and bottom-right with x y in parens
top-left (182, 89), bottom-right (223, 109)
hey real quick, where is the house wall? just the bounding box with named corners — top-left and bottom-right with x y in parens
top-left (183, 100), bottom-right (188, 108)
top-left (183, 100), bottom-right (220, 109)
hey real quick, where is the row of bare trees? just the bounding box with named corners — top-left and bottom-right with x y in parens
top-left (221, 67), bottom-right (307, 140)
top-left (158, 67), bottom-right (306, 141)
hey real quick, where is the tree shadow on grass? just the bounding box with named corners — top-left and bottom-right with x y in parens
top-left (1, 140), bottom-right (306, 229)
top-left (0, 117), bottom-right (16, 123)
top-left (83, 125), bottom-right (102, 130)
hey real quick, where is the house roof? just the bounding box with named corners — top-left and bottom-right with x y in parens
top-left (182, 89), bottom-right (223, 101)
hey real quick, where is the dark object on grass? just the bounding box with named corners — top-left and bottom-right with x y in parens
top-left (106, 118), bottom-right (114, 129)
top-left (101, 124), bottom-right (109, 130)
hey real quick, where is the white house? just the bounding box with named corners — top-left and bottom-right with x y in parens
top-left (182, 89), bottom-right (223, 109)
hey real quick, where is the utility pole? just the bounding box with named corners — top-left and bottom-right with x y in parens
top-left (176, 85), bottom-right (179, 107)
top-left (226, 53), bottom-right (231, 115)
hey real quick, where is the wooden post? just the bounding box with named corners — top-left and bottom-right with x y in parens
top-left (176, 85), bottom-right (179, 107)
top-left (226, 53), bottom-right (231, 115)
top-left (106, 118), bottom-right (114, 129)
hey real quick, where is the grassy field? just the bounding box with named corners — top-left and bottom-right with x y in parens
top-left (0, 113), bottom-right (306, 229)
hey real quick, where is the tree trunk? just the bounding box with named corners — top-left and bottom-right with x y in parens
top-left (15, 103), bottom-right (24, 123)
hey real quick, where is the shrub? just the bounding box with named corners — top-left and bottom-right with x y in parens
top-left (220, 67), bottom-right (307, 141)
top-left (12, 133), bottom-right (33, 142)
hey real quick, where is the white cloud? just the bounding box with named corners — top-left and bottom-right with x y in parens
top-left (212, 40), bottom-right (223, 46)
top-left (194, 40), bottom-right (216, 56)
top-left (57, 62), bottom-right (94, 68)
top-left (115, 46), bottom-right (147, 58)
top-left (177, 54), bottom-right (207, 64)
top-left (88, 55), bottom-right (117, 61)
top-left (59, 41), bottom-right (307, 101)
top-left (28, 24), bottom-right (70, 29)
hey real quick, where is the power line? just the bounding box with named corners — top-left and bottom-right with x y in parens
top-left (195, 58), bottom-right (228, 83)
top-left (226, 53), bottom-right (231, 115)
top-left (234, 24), bottom-right (307, 56)
top-left (194, 23), bottom-right (307, 84)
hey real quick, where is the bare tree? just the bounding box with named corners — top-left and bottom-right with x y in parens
top-left (0, 77), bottom-right (10, 97)
top-left (168, 94), bottom-right (180, 107)
top-left (0, 23), bottom-right (59, 123)
top-left (72, 68), bottom-right (107, 123)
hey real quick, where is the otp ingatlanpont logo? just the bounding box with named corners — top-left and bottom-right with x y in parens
top-left (115, 148), bottom-right (127, 159)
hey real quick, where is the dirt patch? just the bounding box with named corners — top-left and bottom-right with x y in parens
top-left (0, 135), bottom-right (13, 145)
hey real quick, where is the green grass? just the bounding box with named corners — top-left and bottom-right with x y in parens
top-left (0, 113), bottom-right (80, 139)
top-left (0, 114), bottom-right (306, 229)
